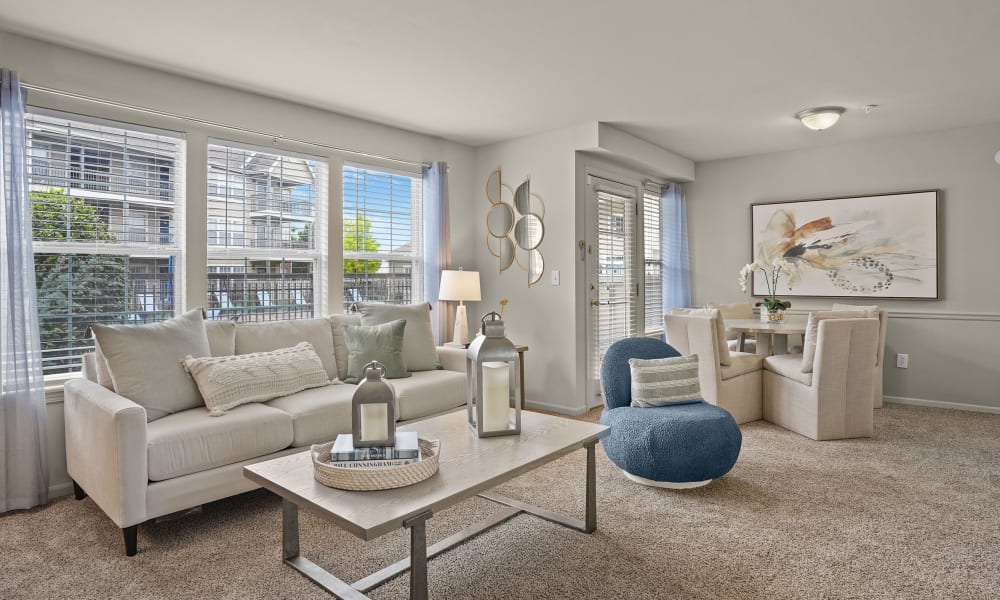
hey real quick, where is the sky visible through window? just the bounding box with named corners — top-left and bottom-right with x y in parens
top-left (343, 166), bottom-right (414, 256)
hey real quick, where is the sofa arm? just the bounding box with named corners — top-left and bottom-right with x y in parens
top-left (63, 378), bottom-right (148, 528)
top-left (436, 346), bottom-right (467, 373)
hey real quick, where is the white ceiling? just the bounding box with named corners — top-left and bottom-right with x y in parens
top-left (1, 0), bottom-right (999, 161)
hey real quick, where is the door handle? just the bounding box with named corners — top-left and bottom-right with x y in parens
top-left (590, 300), bottom-right (599, 307)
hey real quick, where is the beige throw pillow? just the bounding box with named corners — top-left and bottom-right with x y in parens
top-left (672, 307), bottom-right (732, 366)
top-left (235, 318), bottom-right (338, 381)
top-left (330, 313), bottom-right (363, 381)
top-left (91, 308), bottom-right (211, 422)
top-left (182, 342), bottom-right (331, 416)
top-left (205, 319), bottom-right (236, 356)
top-left (800, 310), bottom-right (867, 373)
top-left (357, 302), bottom-right (441, 371)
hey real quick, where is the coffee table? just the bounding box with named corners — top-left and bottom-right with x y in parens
top-left (243, 410), bottom-right (609, 600)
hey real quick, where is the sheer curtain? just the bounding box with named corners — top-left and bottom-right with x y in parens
top-left (662, 182), bottom-right (692, 313)
top-left (422, 162), bottom-right (452, 344)
top-left (1, 68), bottom-right (49, 512)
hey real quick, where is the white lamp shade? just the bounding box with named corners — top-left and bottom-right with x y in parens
top-left (796, 107), bottom-right (845, 131)
top-left (439, 270), bottom-right (481, 302)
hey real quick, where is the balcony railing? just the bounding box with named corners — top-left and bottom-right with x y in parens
top-left (207, 271), bottom-right (314, 322)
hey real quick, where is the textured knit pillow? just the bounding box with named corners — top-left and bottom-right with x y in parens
top-left (628, 355), bottom-right (702, 408)
top-left (91, 308), bottom-right (211, 422)
top-left (343, 319), bottom-right (411, 384)
top-left (672, 307), bottom-right (732, 366)
top-left (800, 310), bottom-right (867, 373)
top-left (182, 342), bottom-right (330, 416)
top-left (357, 302), bottom-right (441, 371)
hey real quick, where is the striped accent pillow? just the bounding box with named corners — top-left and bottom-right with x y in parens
top-left (628, 355), bottom-right (702, 408)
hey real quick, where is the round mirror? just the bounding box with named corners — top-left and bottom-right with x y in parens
top-left (485, 170), bottom-right (502, 205)
top-left (514, 213), bottom-right (544, 250)
top-left (486, 202), bottom-right (514, 237)
top-left (527, 249), bottom-right (544, 286)
top-left (513, 179), bottom-right (531, 214)
top-left (499, 236), bottom-right (515, 271)
top-left (529, 193), bottom-right (545, 219)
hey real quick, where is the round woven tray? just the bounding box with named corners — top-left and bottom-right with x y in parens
top-left (311, 438), bottom-right (440, 491)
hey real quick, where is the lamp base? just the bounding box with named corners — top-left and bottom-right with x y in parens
top-left (452, 304), bottom-right (470, 346)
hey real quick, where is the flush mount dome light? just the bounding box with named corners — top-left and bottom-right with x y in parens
top-left (795, 106), bottom-right (846, 131)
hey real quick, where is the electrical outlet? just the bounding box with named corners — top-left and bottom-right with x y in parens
top-left (896, 353), bottom-right (909, 369)
top-left (551, 270), bottom-right (560, 286)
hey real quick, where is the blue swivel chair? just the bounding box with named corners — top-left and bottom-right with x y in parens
top-left (599, 337), bottom-right (742, 488)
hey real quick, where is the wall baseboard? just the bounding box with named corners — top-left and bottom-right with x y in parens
top-left (884, 395), bottom-right (1000, 414)
top-left (48, 480), bottom-right (73, 500)
top-left (525, 399), bottom-right (589, 416)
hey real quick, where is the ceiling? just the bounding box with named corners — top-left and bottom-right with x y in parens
top-left (1, 0), bottom-right (999, 161)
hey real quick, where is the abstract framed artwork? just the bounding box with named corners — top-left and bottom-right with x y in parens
top-left (750, 190), bottom-right (940, 299)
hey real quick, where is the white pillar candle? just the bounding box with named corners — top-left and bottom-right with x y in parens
top-left (482, 362), bottom-right (510, 432)
top-left (360, 404), bottom-right (389, 443)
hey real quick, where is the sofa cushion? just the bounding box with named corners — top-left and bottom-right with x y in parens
top-left (393, 369), bottom-right (467, 421)
top-left (764, 353), bottom-right (813, 386)
top-left (358, 302), bottom-right (441, 371)
top-left (146, 403), bottom-right (293, 481)
top-left (235, 317), bottom-right (338, 381)
top-left (329, 314), bottom-right (362, 380)
top-left (267, 384), bottom-right (357, 447)
top-left (801, 311), bottom-right (866, 373)
top-left (205, 319), bottom-right (236, 356)
top-left (720, 351), bottom-right (763, 380)
top-left (343, 319), bottom-right (410, 384)
top-left (183, 342), bottom-right (331, 416)
top-left (91, 308), bottom-right (210, 422)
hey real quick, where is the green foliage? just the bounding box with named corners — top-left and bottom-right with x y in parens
top-left (343, 218), bottom-right (382, 274)
top-left (31, 189), bottom-right (129, 372)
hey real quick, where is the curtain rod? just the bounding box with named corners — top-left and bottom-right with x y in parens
top-left (21, 82), bottom-right (432, 169)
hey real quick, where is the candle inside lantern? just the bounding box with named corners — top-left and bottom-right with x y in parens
top-left (359, 403), bottom-right (389, 442)
top-left (482, 361), bottom-right (510, 432)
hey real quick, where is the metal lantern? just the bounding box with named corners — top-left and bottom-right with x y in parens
top-left (352, 361), bottom-right (396, 447)
top-left (466, 312), bottom-right (521, 437)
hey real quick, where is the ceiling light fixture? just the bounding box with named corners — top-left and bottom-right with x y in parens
top-left (795, 106), bottom-right (846, 131)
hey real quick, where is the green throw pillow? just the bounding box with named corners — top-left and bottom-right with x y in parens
top-left (343, 319), bottom-right (411, 384)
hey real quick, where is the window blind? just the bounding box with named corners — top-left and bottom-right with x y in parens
top-left (26, 110), bottom-right (185, 374)
top-left (206, 141), bottom-right (327, 321)
top-left (342, 164), bottom-right (423, 307)
top-left (642, 188), bottom-right (664, 333)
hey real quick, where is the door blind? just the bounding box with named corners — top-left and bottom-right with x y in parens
top-left (642, 189), bottom-right (663, 333)
top-left (592, 189), bottom-right (637, 380)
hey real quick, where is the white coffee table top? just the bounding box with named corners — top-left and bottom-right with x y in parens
top-left (244, 410), bottom-right (608, 541)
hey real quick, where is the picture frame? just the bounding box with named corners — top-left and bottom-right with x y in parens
top-left (750, 190), bottom-right (940, 299)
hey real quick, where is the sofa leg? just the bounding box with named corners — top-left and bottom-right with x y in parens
top-left (72, 480), bottom-right (86, 500)
top-left (123, 525), bottom-right (138, 557)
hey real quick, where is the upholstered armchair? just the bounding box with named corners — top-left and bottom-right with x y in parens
top-left (664, 313), bottom-right (763, 424)
top-left (832, 304), bottom-right (889, 408)
top-left (762, 318), bottom-right (879, 440)
top-left (710, 302), bottom-right (756, 353)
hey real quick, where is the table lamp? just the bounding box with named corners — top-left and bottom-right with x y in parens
top-left (439, 269), bottom-right (481, 346)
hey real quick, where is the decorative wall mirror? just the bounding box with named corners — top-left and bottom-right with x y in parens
top-left (485, 167), bottom-right (546, 284)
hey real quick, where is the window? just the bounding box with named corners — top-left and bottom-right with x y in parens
top-left (642, 188), bottom-right (663, 334)
top-left (342, 165), bottom-right (423, 307)
top-left (207, 141), bottom-right (327, 322)
top-left (26, 110), bottom-right (185, 374)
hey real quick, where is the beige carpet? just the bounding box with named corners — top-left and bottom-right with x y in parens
top-left (2, 404), bottom-right (998, 599)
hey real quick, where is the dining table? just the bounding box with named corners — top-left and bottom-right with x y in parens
top-left (725, 315), bottom-right (810, 356)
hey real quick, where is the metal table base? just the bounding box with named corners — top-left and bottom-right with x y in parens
top-left (281, 442), bottom-right (597, 600)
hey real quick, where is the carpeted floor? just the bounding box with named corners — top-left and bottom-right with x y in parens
top-left (2, 404), bottom-right (998, 599)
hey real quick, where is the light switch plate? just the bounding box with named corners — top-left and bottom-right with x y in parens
top-left (551, 270), bottom-right (560, 286)
top-left (896, 353), bottom-right (909, 369)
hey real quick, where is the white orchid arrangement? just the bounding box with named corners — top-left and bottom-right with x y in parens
top-left (739, 258), bottom-right (796, 311)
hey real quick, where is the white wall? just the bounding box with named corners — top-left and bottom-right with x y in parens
top-left (0, 31), bottom-right (478, 496)
top-left (473, 124), bottom-right (694, 414)
top-left (686, 124), bottom-right (1000, 410)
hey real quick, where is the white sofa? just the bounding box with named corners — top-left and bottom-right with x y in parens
top-left (63, 314), bottom-right (468, 556)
